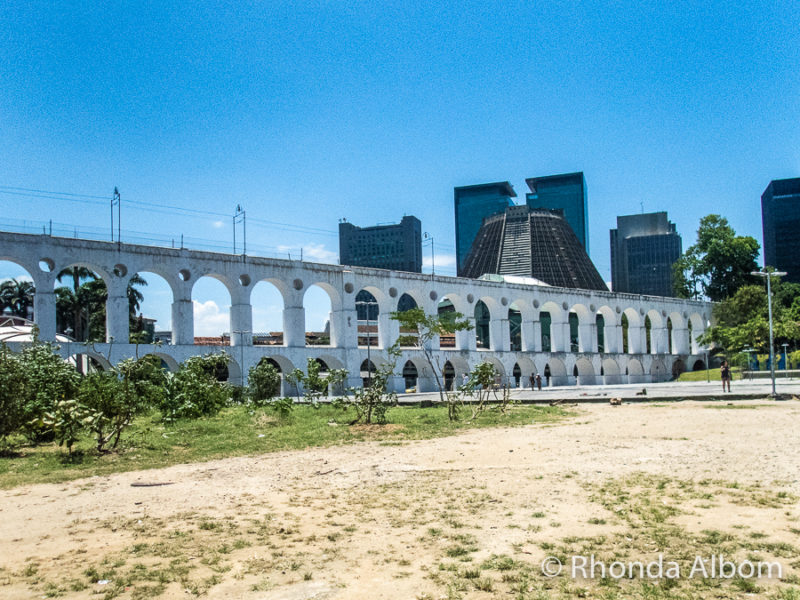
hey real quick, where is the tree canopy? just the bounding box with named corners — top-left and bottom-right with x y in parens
top-left (673, 214), bottom-right (760, 301)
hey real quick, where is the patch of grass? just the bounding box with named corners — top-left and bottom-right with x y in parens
top-left (0, 404), bottom-right (572, 489)
top-left (677, 367), bottom-right (743, 382)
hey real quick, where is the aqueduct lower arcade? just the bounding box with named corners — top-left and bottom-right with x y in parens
top-left (1, 231), bottom-right (711, 391)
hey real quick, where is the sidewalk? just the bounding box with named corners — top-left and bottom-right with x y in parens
top-left (397, 379), bottom-right (800, 404)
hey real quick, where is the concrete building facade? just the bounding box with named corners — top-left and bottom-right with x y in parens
top-left (1, 231), bottom-right (711, 392)
top-left (339, 215), bottom-right (422, 273)
top-left (610, 212), bottom-right (682, 297)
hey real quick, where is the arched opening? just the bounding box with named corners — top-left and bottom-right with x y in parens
top-left (574, 357), bottom-right (595, 384)
top-left (356, 289), bottom-right (379, 348)
top-left (672, 358), bottom-right (686, 379)
top-left (192, 276), bottom-right (232, 345)
top-left (596, 314), bottom-right (605, 353)
top-left (544, 358), bottom-right (567, 386)
top-left (602, 357), bottom-right (621, 383)
top-left (645, 315), bottom-right (652, 354)
top-left (443, 360), bottom-right (455, 391)
top-left (69, 352), bottom-right (111, 375)
top-left (667, 317), bottom-right (674, 354)
top-left (55, 264), bottom-right (107, 342)
top-left (474, 300), bottom-right (490, 349)
top-left (402, 360), bottom-right (418, 391)
top-left (437, 297), bottom-right (457, 348)
top-left (509, 304), bottom-right (522, 351)
top-left (303, 284), bottom-right (332, 346)
top-left (130, 271), bottom-right (172, 344)
top-left (572, 365), bottom-right (578, 377)
top-left (543, 363), bottom-right (552, 386)
top-left (621, 313), bottom-right (630, 354)
top-left (252, 280), bottom-right (284, 346)
top-left (627, 358), bottom-right (645, 382)
top-left (651, 359), bottom-right (667, 382)
top-left (540, 311), bottom-right (552, 352)
top-left (512, 362), bottom-right (522, 388)
top-left (360, 358), bottom-right (377, 387)
top-left (569, 312), bottom-right (579, 352)
top-left (0, 260), bottom-right (35, 321)
top-left (397, 293), bottom-right (419, 348)
top-left (692, 359), bottom-right (706, 371)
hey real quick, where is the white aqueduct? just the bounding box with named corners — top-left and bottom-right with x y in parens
top-left (1, 231), bottom-right (711, 393)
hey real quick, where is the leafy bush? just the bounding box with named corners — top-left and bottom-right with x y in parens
top-left (159, 352), bottom-right (230, 421)
top-left (269, 397), bottom-right (294, 421)
top-left (19, 342), bottom-right (81, 442)
top-left (0, 344), bottom-right (27, 442)
top-left (287, 358), bottom-right (348, 405)
top-left (336, 345), bottom-right (399, 424)
top-left (42, 399), bottom-right (89, 455)
top-left (248, 360), bottom-right (281, 405)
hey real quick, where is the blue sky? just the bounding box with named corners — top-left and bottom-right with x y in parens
top-left (2, 1), bottom-right (799, 334)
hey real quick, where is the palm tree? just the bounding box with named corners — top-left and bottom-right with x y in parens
top-left (0, 278), bottom-right (35, 318)
top-left (56, 267), bottom-right (97, 340)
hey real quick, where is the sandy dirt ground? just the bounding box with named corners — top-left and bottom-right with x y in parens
top-left (1, 399), bottom-right (800, 599)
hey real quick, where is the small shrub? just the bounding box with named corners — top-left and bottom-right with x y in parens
top-left (159, 352), bottom-right (230, 421)
top-left (0, 344), bottom-right (26, 442)
top-left (248, 361), bottom-right (281, 406)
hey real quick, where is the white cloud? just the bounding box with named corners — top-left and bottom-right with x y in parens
top-left (193, 299), bottom-right (229, 336)
top-left (212, 220), bottom-right (225, 228)
top-left (423, 253), bottom-right (456, 268)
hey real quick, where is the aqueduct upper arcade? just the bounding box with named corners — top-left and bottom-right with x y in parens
top-left (1, 231), bottom-right (711, 392)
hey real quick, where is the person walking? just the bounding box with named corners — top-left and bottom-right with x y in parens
top-left (535, 373), bottom-right (542, 391)
top-left (720, 360), bottom-right (731, 392)
top-left (529, 373), bottom-right (535, 389)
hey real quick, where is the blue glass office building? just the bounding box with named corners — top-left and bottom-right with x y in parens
top-left (762, 177), bottom-right (800, 284)
top-left (454, 182), bottom-right (516, 276)
top-left (525, 172), bottom-right (589, 254)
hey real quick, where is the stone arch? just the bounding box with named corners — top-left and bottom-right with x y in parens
top-left (601, 357), bottom-right (622, 383)
top-left (540, 300), bottom-right (565, 352)
top-left (688, 313), bottom-right (705, 354)
top-left (191, 274), bottom-right (233, 343)
top-left (396, 291), bottom-right (422, 312)
top-left (621, 308), bottom-right (642, 354)
top-left (645, 309), bottom-right (664, 355)
top-left (650, 358), bottom-right (668, 382)
top-left (127, 270), bottom-right (173, 344)
top-left (0, 259), bottom-right (37, 322)
top-left (508, 303), bottom-right (522, 351)
top-left (54, 262), bottom-right (110, 342)
top-left (573, 356), bottom-right (596, 385)
top-left (68, 350), bottom-right (112, 375)
top-left (514, 355), bottom-right (537, 386)
top-left (544, 356), bottom-right (567, 386)
top-left (396, 293), bottom-right (420, 348)
top-left (402, 360), bottom-right (419, 392)
top-left (627, 358), bottom-right (645, 383)
top-left (146, 352), bottom-right (180, 372)
top-left (512, 362), bottom-right (522, 388)
top-left (251, 279), bottom-right (286, 346)
top-left (569, 303), bottom-right (593, 352)
top-left (303, 284), bottom-right (334, 347)
top-left (443, 354), bottom-right (470, 391)
top-left (692, 358), bottom-right (706, 371)
top-left (474, 299), bottom-right (491, 349)
top-left (355, 288), bottom-right (382, 348)
top-left (596, 305), bottom-right (617, 353)
top-left (671, 358), bottom-right (686, 379)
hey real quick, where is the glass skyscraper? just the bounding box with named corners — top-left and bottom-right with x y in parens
top-left (454, 182), bottom-right (516, 276)
top-left (610, 212), bottom-right (682, 297)
top-left (762, 177), bottom-right (800, 284)
top-left (525, 172), bottom-right (589, 254)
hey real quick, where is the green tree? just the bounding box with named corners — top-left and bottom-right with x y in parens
top-left (700, 280), bottom-right (800, 354)
top-left (390, 307), bottom-right (473, 421)
top-left (0, 278), bottom-right (35, 318)
top-left (673, 215), bottom-right (760, 301)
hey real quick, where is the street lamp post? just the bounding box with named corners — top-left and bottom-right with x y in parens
top-left (782, 343), bottom-right (789, 378)
top-left (356, 300), bottom-right (377, 386)
top-left (751, 268), bottom-right (787, 397)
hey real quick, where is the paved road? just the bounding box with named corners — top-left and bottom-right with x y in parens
top-left (398, 377), bottom-right (800, 403)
